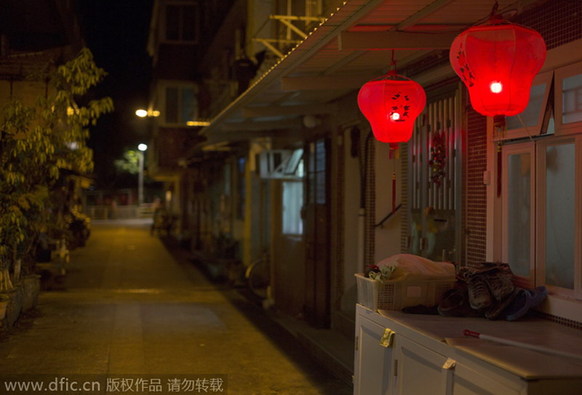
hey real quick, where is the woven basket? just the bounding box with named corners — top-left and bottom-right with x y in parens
top-left (355, 273), bottom-right (455, 311)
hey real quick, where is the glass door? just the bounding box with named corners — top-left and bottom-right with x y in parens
top-left (536, 138), bottom-right (577, 293)
top-left (501, 142), bottom-right (536, 282)
top-left (501, 137), bottom-right (579, 295)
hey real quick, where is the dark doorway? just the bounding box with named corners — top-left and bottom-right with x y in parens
top-left (303, 137), bottom-right (331, 328)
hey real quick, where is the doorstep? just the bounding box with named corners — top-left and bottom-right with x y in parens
top-left (265, 309), bottom-right (355, 386)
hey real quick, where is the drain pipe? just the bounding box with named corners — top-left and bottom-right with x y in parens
top-left (356, 129), bottom-right (373, 272)
top-left (357, 208), bottom-right (366, 273)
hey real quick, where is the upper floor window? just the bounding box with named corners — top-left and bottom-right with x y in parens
top-left (162, 84), bottom-right (198, 126)
top-left (503, 71), bottom-right (553, 137)
top-left (556, 61), bottom-right (582, 132)
top-left (164, 2), bottom-right (198, 43)
top-left (500, 60), bottom-right (582, 140)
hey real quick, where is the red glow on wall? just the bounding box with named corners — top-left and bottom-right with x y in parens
top-left (450, 20), bottom-right (546, 117)
top-left (357, 72), bottom-right (426, 144)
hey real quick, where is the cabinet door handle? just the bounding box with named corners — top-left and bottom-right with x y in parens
top-left (442, 358), bottom-right (456, 370)
top-left (380, 328), bottom-right (395, 348)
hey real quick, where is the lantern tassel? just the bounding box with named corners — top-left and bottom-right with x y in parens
top-left (392, 171), bottom-right (396, 212)
top-left (388, 143), bottom-right (400, 160)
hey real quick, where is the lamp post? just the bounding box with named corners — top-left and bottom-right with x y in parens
top-left (137, 143), bottom-right (148, 206)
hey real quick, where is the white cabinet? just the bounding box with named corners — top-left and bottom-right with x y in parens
top-left (354, 304), bottom-right (582, 395)
top-left (394, 335), bottom-right (453, 395)
top-left (353, 307), bottom-right (395, 395)
top-left (354, 305), bottom-right (454, 395)
top-left (452, 362), bottom-right (523, 395)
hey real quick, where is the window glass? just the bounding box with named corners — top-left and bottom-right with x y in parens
top-left (507, 152), bottom-right (531, 277)
top-left (282, 181), bottom-right (303, 235)
top-left (165, 5), bottom-right (180, 40)
top-left (506, 83), bottom-right (547, 130)
top-left (165, 87), bottom-right (178, 124)
top-left (544, 143), bottom-right (575, 289)
top-left (181, 87), bottom-right (197, 123)
top-left (165, 4), bottom-right (197, 42)
top-left (164, 86), bottom-right (197, 125)
top-left (284, 148), bottom-right (304, 177)
top-left (182, 6), bottom-right (196, 41)
top-left (562, 74), bottom-right (582, 124)
top-left (547, 116), bottom-right (556, 134)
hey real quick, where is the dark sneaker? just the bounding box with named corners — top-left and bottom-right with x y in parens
top-left (467, 275), bottom-right (493, 310)
top-left (504, 286), bottom-right (548, 321)
top-left (438, 286), bottom-right (481, 317)
top-left (484, 288), bottom-right (520, 320)
top-left (485, 271), bottom-right (515, 302)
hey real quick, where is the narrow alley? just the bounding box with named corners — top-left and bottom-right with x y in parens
top-left (0, 220), bottom-right (352, 395)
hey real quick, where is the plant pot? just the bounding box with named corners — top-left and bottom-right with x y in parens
top-left (22, 274), bottom-right (41, 311)
top-left (0, 296), bottom-right (8, 323)
top-left (4, 288), bottom-right (23, 327)
top-left (0, 267), bottom-right (14, 293)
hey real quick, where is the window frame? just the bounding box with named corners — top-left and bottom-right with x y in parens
top-left (157, 81), bottom-right (198, 127)
top-left (534, 136), bottom-right (581, 299)
top-left (497, 71), bottom-right (554, 141)
top-left (162, 2), bottom-right (199, 44)
top-left (500, 142), bottom-right (536, 284)
top-left (492, 51), bottom-right (582, 322)
top-left (499, 135), bottom-right (582, 305)
top-left (555, 61), bottom-right (582, 135)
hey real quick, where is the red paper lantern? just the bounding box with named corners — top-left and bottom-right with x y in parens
top-left (450, 20), bottom-right (546, 117)
top-left (357, 71), bottom-right (426, 145)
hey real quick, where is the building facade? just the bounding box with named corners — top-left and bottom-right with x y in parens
top-left (144, 0), bottom-right (582, 359)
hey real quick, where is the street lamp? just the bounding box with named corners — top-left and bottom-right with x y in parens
top-left (137, 144), bottom-right (148, 206)
top-left (135, 109), bottom-right (148, 118)
top-left (135, 108), bottom-right (160, 118)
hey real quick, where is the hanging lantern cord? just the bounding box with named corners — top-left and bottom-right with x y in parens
top-left (389, 49), bottom-right (397, 74)
top-left (489, 1), bottom-right (502, 23)
top-left (490, 1), bottom-right (499, 17)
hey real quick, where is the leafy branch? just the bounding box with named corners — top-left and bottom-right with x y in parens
top-left (0, 48), bottom-right (112, 290)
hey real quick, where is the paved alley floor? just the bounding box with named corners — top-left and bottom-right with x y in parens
top-left (0, 219), bottom-right (352, 395)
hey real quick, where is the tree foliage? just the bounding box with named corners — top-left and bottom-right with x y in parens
top-left (114, 150), bottom-right (140, 175)
top-left (0, 48), bottom-right (113, 290)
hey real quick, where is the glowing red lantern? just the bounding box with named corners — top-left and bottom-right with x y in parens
top-left (357, 71), bottom-right (426, 146)
top-left (450, 20), bottom-right (546, 117)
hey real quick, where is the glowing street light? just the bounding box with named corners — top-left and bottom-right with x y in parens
top-left (135, 109), bottom-right (160, 118)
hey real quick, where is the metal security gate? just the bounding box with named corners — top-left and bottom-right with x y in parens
top-left (409, 87), bottom-right (463, 263)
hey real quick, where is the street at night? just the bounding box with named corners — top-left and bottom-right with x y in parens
top-left (0, 220), bottom-right (351, 394)
top-left (2, 1), bottom-right (582, 394)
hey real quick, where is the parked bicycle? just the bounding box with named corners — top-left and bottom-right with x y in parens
top-left (245, 252), bottom-right (270, 300)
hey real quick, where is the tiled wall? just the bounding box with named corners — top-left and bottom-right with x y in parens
top-left (464, 109), bottom-right (487, 266)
